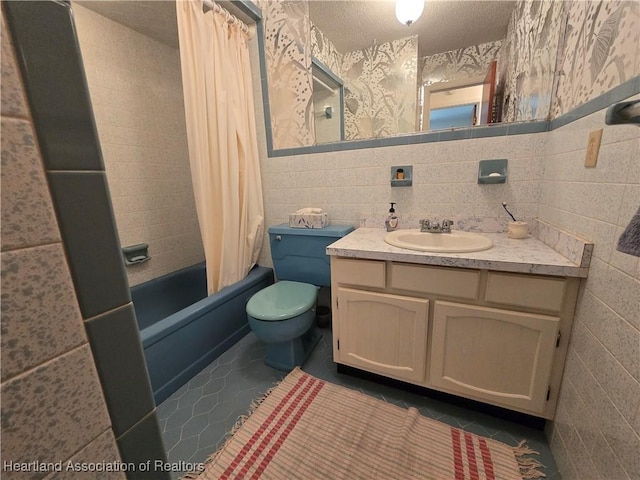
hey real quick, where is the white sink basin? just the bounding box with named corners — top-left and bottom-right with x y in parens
top-left (385, 229), bottom-right (493, 253)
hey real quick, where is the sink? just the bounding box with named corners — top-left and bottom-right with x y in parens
top-left (385, 229), bottom-right (493, 253)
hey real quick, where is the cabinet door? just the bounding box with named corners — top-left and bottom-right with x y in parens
top-left (336, 288), bottom-right (428, 383)
top-left (430, 301), bottom-right (559, 414)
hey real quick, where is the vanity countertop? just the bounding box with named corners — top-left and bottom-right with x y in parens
top-left (327, 228), bottom-right (589, 278)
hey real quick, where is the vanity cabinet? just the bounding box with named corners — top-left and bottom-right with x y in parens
top-left (331, 257), bottom-right (580, 419)
top-left (336, 288), bottom-right (428, 383)
top-left (430, 301), bottom-right (558, 414)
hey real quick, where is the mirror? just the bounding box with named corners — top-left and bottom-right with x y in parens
top-left (72, 0), bottom-right (565, 152)
top-left (261, 0), bottom-right (565, 150)
top-left (312, 58), bottom-right (345, 143)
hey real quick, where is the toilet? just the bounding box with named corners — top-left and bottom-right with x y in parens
top-left (246, 224), bottom-right (354, 371)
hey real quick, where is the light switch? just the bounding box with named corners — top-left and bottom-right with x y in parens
top-left (584, 129), bottom-right (603, 168)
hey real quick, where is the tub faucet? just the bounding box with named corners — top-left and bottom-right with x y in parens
top-left (420, 219), bottom-right (453, 233)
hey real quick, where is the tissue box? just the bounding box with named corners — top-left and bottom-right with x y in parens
top-left (289, 212), bottom-right (328, 229)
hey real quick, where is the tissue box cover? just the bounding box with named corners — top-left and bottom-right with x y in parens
top-left (289, 212), bottom-right (328, 229)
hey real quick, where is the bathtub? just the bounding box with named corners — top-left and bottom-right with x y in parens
top-left (131, 262), bottom-right (274, 404)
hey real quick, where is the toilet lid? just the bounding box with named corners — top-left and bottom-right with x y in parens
top-left (246, 281), bottom-right (318, 321)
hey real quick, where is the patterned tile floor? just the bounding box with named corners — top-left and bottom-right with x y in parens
top-left (157, 327), bottom-right (560, 479)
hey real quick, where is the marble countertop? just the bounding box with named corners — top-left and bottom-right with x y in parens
top-left (327, 228), bottom-right (589, 278)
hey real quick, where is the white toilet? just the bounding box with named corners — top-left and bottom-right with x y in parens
top-left (246, 224), bottom-right (353, 371)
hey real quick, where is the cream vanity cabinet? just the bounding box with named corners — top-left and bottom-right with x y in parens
top-left (331, 257), bottom-right (580, 419)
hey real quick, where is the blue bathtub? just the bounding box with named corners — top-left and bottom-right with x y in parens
top-left (131, 262), bottom-right (274, 404)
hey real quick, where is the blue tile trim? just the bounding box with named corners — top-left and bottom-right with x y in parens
top-left (313, 144), bottom-right (338, 153)
top-left (470, 125), bottom-right (509, 138)
top-left (334, 141), bottom-right (361, 151)
top-left (255, 21), bottom-right (273, 154)
top-left (47, 171), bottom-right (131, 319)
top-left (409, 132), bottom-right (439, 143)
top-left (340, 91), bottom-right (345, 141)
top-left (5, 0), bottom-right (171, 473)
top-left (549, 75), bottom-right (640, 130)
top-left (506, 121), bottom-right (548, 135)
top-left (86, 304), bottom-right (155, 437)
top-left (4, 0), bottom-right (104, 171)
top-left (380, 135), bottom-right (412, 147)
top-left (355, 138), bottom-right (383, 149)
top-left (437, 129), bottom-right (471, 141)
top-left (116, 410), bottom-right (170, 480)
top-left (235, 0), bottom-right (262, 20)
top-left (266, 76), bottom-right (640, 158)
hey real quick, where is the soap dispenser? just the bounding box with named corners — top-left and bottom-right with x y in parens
top-left (385, 203), bottom-right (399, 232)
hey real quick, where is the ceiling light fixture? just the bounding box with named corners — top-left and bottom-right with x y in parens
top-left (395, 0), bottom-right (425, 26)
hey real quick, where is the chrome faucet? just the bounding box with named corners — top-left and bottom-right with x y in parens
top-left (420, 219), bottom-right (453, 233)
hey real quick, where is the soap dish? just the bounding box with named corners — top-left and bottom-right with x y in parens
top-left (122, 243), bottom-right (150, 265)
top-left (478, 159), bottom-right (508, 184)
top-left (391, 165), bottom-right (412, 187)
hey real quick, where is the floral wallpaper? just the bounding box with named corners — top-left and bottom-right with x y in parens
top-left (552, 0), bottom-right (640, 118)
top-left (260, 0), bottom-right (639, 149)
top-left (259, 0), bottom-right (314, 149)
top-left (342, 36), bottom-right (418, 140)
top-left (421, 41), bottom-right (502, 88)
top-left (310, 23), bottom-right (343, 79)
top-left (497, 0), bottom-right (565, 123)
top-left (311, 28), bottom-right (419, 141)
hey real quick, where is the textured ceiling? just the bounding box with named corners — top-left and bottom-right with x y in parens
top-left (74, 0), bottom-right (515, 57)
top-left (309, 1), bottom-right (516, 56)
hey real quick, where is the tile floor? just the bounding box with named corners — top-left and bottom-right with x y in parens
top-left (157, 327), bottom-right (560, 479)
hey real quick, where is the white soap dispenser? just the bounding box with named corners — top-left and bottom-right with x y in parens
top-left (385, 202), bottom-right (399, 232)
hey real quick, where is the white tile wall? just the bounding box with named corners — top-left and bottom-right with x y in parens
top-left (257, 136), bottom-right (545, 267)
top-left (73, 5), bottom-right (204, 286)
top-left (541, 98), bottom-right (640, 479)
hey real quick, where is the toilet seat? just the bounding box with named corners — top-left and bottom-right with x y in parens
top-left (246, 281), bottom-right (317, 321)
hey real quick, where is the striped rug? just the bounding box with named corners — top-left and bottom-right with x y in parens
top-left (188, 368), bottom-right (544, 480)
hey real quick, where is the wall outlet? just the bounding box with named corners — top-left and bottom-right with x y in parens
top-left (584, 129), bottom-right (603, 167)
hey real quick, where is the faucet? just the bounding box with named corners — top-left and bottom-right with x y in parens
top-left (420, 219), bottom-right (453, 233)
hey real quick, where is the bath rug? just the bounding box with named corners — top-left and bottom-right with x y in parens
top-left (185, 368), bottom-right (544, 480)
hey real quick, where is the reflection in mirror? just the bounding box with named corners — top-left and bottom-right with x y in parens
top-left (312, 58), bottom-right (344, 143)
top-left (420, 59), bottom-right (498, 130)
top-left (261, 0), bottom-right (568, 149)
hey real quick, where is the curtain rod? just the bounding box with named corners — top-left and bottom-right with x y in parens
top-left (202, 0), bottom-right (249, 34)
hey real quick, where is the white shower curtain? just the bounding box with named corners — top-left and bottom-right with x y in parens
top-left (176, 0), bottom-right (264, 294)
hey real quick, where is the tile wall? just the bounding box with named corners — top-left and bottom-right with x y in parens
top-left (0, 6), bottom-right (123, 478)
top-left (257, 133), bottom-right (544, 267)
top-left (541, 97), bottom-right (640, 479)
top-left (2, 1), bottom-right (170, 477)
top-left (72, 4), bottom-right (204, 286)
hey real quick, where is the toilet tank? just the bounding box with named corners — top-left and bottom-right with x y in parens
top-left (269, 224), bottom-right (354, 286)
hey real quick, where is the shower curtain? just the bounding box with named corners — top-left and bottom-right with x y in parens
top-left (177, 0), bottom-right (264, 294)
